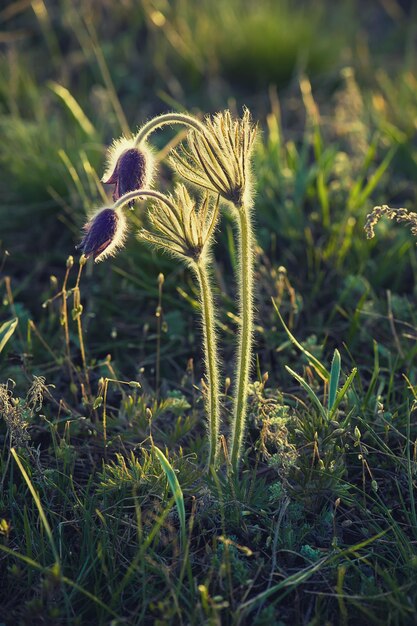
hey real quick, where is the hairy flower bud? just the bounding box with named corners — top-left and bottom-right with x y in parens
top-left (170, 108), bottom-right (257, 206)
top-left (77, 207), bottom-right (127, 262)
top-left (138, 184), bottom-right (220, 262)
top-left (102, 137), bottom-right (154, 206)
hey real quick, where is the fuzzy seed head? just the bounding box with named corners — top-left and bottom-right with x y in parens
top-left (77, 207), bottom-right (127, 262)
top-left (170, 108), bottom-right (257, 206)
top-left (102, 136), bottom-right (155, 206)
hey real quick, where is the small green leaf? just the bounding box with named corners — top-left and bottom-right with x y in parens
top-left (71, 305), bottom-right (83, 320)
top-left (329, 368), bottom-right (357, 421)
top-left (328, 349), bottom-right (341, 412)
top-left (0, 317), bottom-right (18, 354)
top-left (93, 396), bottom-right (103, 409)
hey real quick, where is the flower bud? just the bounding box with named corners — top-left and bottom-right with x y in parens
top-left (77, 207), bottom-right (127, 262)
top-left (102, 137), bottom-right (154, 206)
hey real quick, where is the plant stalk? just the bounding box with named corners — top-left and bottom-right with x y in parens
top-left (113, 188), bottom-right (177, 211)
top-left (134, 113), bottom-right (206, 147)
top-left (230, 202), bottom-right (255, 472)
top-left (194, 259), bottom-right (220, 468)
top-left (113, 188), bottom-right (221, 467)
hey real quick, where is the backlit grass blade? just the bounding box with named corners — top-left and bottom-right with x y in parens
top-left (11, 448), bottom-right (60, 568)
top-left (239, 529), bottom-right (388, 614)
top-left (328, 349), bottom-right (341, 412)
top-left (329, 368), bottom-right (357, 421)
top-left (153, 446), bottom-right (186, 548)
top-left (0, 317), bottom-right (18, 354)
top-left (48, 81), bottom-right (96, 137)
top-left (286, 366), bottom-right (327, 421)
top-left (349, 145), bottom-right (397, 211)
top-left (273, 299), bottom-right (330, 381)
top-left (0, 544), bottom-right (119, 618)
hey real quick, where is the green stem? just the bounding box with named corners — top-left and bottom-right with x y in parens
top-left (134, 113), bottom-right (206, 147)
top-left (113, 188), bottom-right (221, 467)
top-left (112, 189), bottom-right (176, 212)
top-left (230, 203), bottom-right (255, 472)
top-left (194, 259), bottom-right (221, 468)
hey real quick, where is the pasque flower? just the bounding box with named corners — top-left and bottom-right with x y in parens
top-left (74, 107), bottom-right (259, 471)
top-left (171, 108), bottom-right (258, 472)
top-left (77, 207), bottom-right (127, 262)
top-left (102, 136), bottom-right (154, 206)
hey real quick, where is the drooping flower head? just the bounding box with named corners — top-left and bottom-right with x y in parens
top-left (102, 136), bottom-right (155, 206)
top-left (138, 184), bottom-right (220, 263)
top-left (170, 108), bottom-right (257, 207)
top-left (77, 207), bottom-right (127, 262)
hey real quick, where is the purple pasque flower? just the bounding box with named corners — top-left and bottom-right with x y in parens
top-left (77, 207), bottom-right (127, 262)
top-left (102, 137), bottom-right (154, 206)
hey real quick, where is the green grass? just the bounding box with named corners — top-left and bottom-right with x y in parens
top-left (1, 0), bottom-right (417, 624)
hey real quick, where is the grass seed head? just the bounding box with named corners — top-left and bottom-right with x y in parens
top-left (0, 381), bottom-right (30, 447)
top-left (365, 205), bottom-right (417, 239)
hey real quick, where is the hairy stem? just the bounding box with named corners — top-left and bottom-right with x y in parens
top-left (194, 259), bottom-right (221, 468)
top-left (113, 188), bottom-right (221, 467)
top-left (134, 113), bottom-right (206, 147)
top-left (230, 203), bottom-right (255, 472)
top-left (113, 188), bottom-right (176, 212)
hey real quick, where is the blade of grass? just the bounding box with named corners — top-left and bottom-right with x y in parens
top-left (48, 81), bottom-right (96, 136)
top-left (355, 146), bottom-right (397, 210)
top-left (286, 365), bottom-right (327, 421)
top-left (239, 529), bottom-right (389, 613)
top-left (110, 495), bottom-right (176, 607)
top-left (328, 349), bottom-right (341, 412)
top-left (329, 368), bottom-right (358, 421)
top-left (154, 446), bottom-right (186, 549)
top-left (11, 447), bottom-right (60, 567)
top-left (0, 544), bottom-right (119, 618)
top-left (273, 298), bottom-right (330, 381)
top-left (0, 317), bottom-right (18, 353)
top-left (405, 404), bottom-right (417, 539)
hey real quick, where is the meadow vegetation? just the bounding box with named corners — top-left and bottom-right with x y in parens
top-left (1, 1), bottom-right (417, 624)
